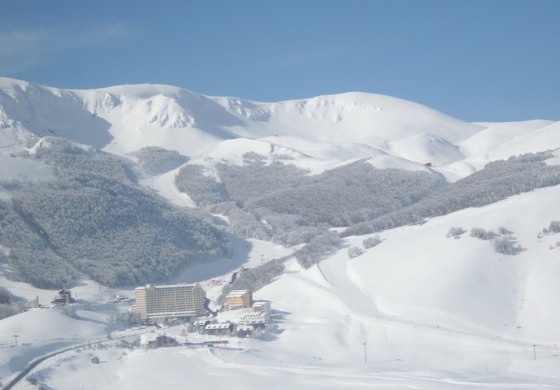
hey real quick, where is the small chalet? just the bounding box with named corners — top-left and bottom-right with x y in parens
top-left (236, 325), bottom-right (253, 338)
top-left (113, 295), bottom-right (130, 303)
top-left (252, 301), bottom-right (271, 314)
top-left (239, 312), bottom-right (269, 328)
top-left (51, 289), bottom-right (75, 305)
top-left (148, 335), bottom-right (178, 348)
top-left (193, 319), bottom-right (211, 332)
top-left (27, 296), bottom-right (40, 309)
top-left (238, 301), bottom-right (272, 329)
top-left (205, 322), bottom-right (234, 336)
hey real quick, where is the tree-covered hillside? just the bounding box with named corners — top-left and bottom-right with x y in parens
top-left (178, 156), bottom-right (442, 230)
top-left (342, 151), bottom-right (560, 237)
top-left (3, 136), bottom-right (558, 289)
top-left (176, 155), bottom-right (443, 267)
top-left (176, 150), bottom-right (560, 269)
top-left (0, 137), bottom-right (230, 288)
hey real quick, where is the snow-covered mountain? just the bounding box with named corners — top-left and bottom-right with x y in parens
top-left (2, 77), bottom-right (559, 179)
top-left (1, 77), bottom-right (560, 388)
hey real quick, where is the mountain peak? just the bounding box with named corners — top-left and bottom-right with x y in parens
top-left (1, 78), bottom-right (559, 180)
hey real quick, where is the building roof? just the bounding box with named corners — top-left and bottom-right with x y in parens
top-left (226, 290), bottom-right (251, 298)
top-left (135, 283), bottom-right (200, 291)
top-left (206, 323), bottom-right (233, 330)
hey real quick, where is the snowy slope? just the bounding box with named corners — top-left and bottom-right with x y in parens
top-left (3, 77), bottom-right (559, 182)
top-left (4, 187), bottom-right (560, 389)
top-left (246, 185), bottom-right (560, 385)
top-left (347, 186), bottom-right (560, 342)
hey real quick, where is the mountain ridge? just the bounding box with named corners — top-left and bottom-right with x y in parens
top-left (2, 77), bottom-right (559, 185)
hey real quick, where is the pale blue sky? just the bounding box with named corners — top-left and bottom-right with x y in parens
top-left (1, 0), bottom-right (558, 121)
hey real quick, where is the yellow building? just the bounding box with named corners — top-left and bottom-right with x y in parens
top-left (134, 283), bottom-right (206, 321)
top-left (225, 289), bottom-right (252, 310)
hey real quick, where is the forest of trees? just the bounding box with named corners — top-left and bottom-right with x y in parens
top-left (128, 146), bottom-right (188, 176)
top-left (176, 150), bottom-right (560, 269)
top-left (0, 138), bottom-right (231, 288)
top-left (176, 155), bottom-right (442, 268)
top-left (3, 136), bottom-right (559, 290)
top-left (0, 286), bottom-right (25, 320)
top-left (219, 258), bottom-right (286, 304)
top-left (342, 151), bottom-right (560, 237)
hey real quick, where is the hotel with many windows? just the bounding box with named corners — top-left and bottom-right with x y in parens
top-left (134, 283), bottom-right (206, 321)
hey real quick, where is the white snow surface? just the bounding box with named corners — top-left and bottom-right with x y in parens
top-left (2, 77), bottom-right (559, 179)
top-left (2, 77), bottom-right (560, 388)
top-left (2, 187), bottom-right (560, 388)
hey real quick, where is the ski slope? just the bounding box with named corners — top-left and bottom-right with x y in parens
top-left (2, 186), bottom-right (559, 388)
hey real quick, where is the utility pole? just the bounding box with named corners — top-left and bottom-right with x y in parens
top-left (362, 342), bottom-right (367, 363)
top-left (533, 344), bottom-right (537, 360)
top-left (13, 334), bottom-right (19, 346)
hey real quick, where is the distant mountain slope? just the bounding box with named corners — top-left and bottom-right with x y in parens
top-left (3, 77), bottom-right (559, 181)
top-left (343, 151), bottom-right (560, 237)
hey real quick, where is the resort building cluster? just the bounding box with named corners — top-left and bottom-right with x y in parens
top-left (133, 283), bottom-right (273, 340)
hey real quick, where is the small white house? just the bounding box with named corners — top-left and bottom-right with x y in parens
top-left (205, 323), bottom-right (234, 336)
top-left (252, 301), bottom-right (271, 314)
top-left (238, 312), bottom-right (269, 328)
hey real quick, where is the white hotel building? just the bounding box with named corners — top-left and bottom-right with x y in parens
top-left (134, 283), bottom-right (206, 321)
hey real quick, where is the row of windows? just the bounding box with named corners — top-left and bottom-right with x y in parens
top-left (135, 286), bottom-right (206, 319)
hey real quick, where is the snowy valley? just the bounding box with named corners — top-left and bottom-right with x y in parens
top-left (1, 77), bottom-right (560, 389)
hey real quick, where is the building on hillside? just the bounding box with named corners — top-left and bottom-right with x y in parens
top-left (134, 283), bottom-right (206, 321)
top-left (147, 335), bottom-right (178, 349)
top-left (113, 295), bottom-right (130, 303)
top-left (236, 325), bottom-right (253, 338)
top-left (252, 301), bottom-right (271, 314)
top-left (51, 289), bottom-right (75, 305)
top-left (238, 311), bottom-right (270, 328)
top-left (27, 296), bottom-right (40, 309)
top-left (193, 318), bottom-right (211, 332)
top-left (205, 322), bottom-right (234, 336)
top-left (238, 300), bottom-right (272, 329)
top-left (225, 290), bottom-right (252, 310)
